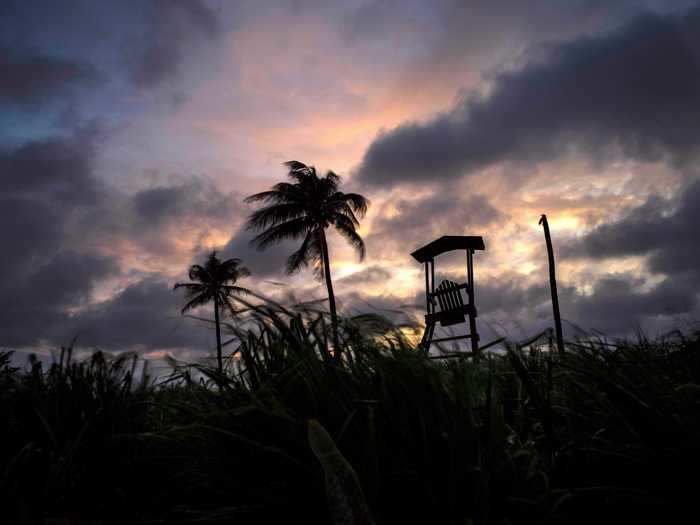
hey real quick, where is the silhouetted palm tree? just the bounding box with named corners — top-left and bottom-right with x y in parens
top-left (174, 251), bottom-right (251, 372)
top-left (245, 161), bottom-right (369, 353)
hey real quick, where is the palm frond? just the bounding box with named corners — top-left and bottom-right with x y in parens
top-left (219, 257), bottom-right (243, 267)
top-left (332, 201), bottom-right (360, 226)
top-left (343, 192), bottom-right (369, 217)
top-left (218, 258), bottom-right (247, 276)
top-left (334, 218), bottom-right (366, 260)
top-left (324, 170), bottom-right (341, 186)
top-left (235, 265), bottom-right (251, 279)
top-left (284, 160), bottom-right (310, 173)
top-left (188, 264), bottom-right (209, 282)
top-left (173, 282), bottom-right (202, 292)
top-left (285, 161), bottom-right (317, 183)
top-left (247, 203), bottom-right (307, 230)
top-left (220, 285), bottom-right (252, 297)
top-left (181, 292), bottom-right (210, 313)
top-left (271, 181), bottom-right (304, 196)
top-left (244, 190), bottom-right (281, 204)
top-left (285, 230), bottom-right (316, 274)
top-left (250, 217), bottom-right (311, 249)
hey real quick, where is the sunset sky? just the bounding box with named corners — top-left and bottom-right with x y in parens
top-left (3, 0), bottom-right (700, 361)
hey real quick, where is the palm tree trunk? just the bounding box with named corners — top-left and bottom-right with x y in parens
top-left (539, 214), bottom-right (565, 353)
top-left (214, 294), bottom-right (223, 372)
top-left (319, 228), bottom-right (340, 357)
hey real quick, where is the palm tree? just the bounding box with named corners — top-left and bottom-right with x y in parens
top-left (173, 251), bottom-right (251, 372)
top-left (245, 161), bottom-right (369, 353)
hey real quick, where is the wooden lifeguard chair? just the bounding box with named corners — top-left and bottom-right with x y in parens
top-left (411, 235), bottom-right (485, 356)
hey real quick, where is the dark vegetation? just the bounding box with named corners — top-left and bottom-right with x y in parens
top-left (2, 299), bottom-right (699, 524)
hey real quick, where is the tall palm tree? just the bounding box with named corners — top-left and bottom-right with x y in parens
top-left (245, 161), bottom-right (369, 352)
top-left (173, 251), bottom-right (251, 372)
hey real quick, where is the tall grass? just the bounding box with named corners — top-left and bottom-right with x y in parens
top-left (1, 302), bottom-right (699, 524)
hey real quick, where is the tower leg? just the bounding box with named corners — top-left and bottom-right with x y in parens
top-left (466, 249), bottom-right (480, 361)
top-left (420, 320), bottom-right (435, 355)
top-left (468, 309), bottom-right (479, 362)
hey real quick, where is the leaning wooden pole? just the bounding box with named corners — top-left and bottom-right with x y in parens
top-left (539, 214), bottom-right (565, 353)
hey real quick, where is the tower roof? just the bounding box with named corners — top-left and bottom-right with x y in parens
top-left (410, 235), bottom-right (485, 263)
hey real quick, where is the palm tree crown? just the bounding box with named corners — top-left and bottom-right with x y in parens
top-left (173, 251), bottom-right (251, 372)
top-left (245, 161), bottom-right (368, 277)
top-left (174, 252), bottom-right (251, 312)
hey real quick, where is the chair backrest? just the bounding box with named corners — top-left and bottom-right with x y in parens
top-left (432, 280), bottom-right (466, 327)
top-left (435, 280), bottom-right (464, 312)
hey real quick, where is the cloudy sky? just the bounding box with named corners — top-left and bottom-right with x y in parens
top-left (2, 0), bottom-right (700, 361)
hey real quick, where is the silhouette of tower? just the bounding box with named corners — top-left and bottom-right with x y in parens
top-left (411, 235), bottom-right (485, 357)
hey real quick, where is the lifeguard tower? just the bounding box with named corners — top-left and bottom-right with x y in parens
top-left (411, 236), bottom-right (485, 357)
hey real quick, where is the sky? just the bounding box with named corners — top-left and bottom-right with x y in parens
top-left (2, 0), bottom-right (700, 362)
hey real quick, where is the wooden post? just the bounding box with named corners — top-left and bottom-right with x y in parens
top-left (424, 262), bottom-right (431, 314)
top-left (539, 214), bottom-right (565, 353)
top-left (466, 249), bottom-right (479, 359)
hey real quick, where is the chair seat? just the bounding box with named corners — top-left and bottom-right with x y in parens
top-left (425, 304), bottom-right (475, 327)
top-left (438, 312), bottom-right (465, 327)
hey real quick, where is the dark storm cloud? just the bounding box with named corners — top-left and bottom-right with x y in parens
top-left (343, 0), bottom-right (694, 50)
top-left (0, 51), bottom-right (98, 108)
top-left (0, 129), bottom-right (104, 278)
top-left (0, 196), bottom-right (62, 277)
top-left (69, 277), bottom-right (211, 351)
top-left (123, 177), bottom-right (236, 244)
top-left (464, 273), bottom-right (697, 339)
top-left (127, 0), bottom-right (221, 89)
top-left (67, 175), bottom-right (240, 264)
top-left (477, 278), bottom-right (549, 316)
top-left (367, 192), bottom-right (503, 257)
top-left (0, 251), bottom-right (119, 347)
top-left (476, 274), bottom-right (697, 335)
top-left (31, 253), bottom-right (118, 312)
top-left (0, 131), bottom-right (101, 204)
top-left (498, 273), bottom-right (699, 338)
top-left (357, 4), bottom-right (700, 187)
top-left (131, 179), bottom-right (232, 226)
top-left (0, 126), bottom-right (233, 351)
top-left (79, 176), bottom-right (241, 262)
top-left (0, 0), bottom-right (222, 96)
top-left (218, 227), bottom-right (298, 279)
top-left (570, 179), bottom-right (700, 283)
top-left (571, 275), bottom-right (696, 327)
top-left (0, 130), bottom-right (117, 346)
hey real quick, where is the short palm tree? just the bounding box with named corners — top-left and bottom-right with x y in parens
top-left (173, 251), bottom-right (251, 372)
top-left (245, 161), bottom-right (369, 354)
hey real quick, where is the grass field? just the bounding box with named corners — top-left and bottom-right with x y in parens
top-left (2, 300), bottom-right (699, 524)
